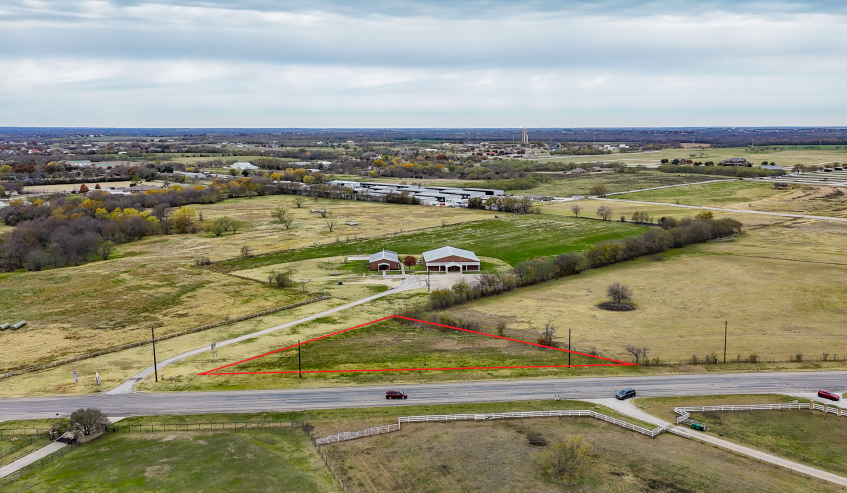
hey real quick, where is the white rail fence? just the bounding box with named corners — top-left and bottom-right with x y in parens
top-left (674, 401), bottom-right (846, 426)
top-left (315, 409), bottom-right (668, 446)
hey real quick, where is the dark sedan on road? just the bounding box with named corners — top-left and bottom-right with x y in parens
top-left (386, 390), bottom-right (408, 399)
top-left (818, 390), bottom-right (840, 401)
top-left (615, 388), bottom-right (636, 400)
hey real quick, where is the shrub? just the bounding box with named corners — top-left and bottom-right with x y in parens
top-left (535, 436), bottom-right (593, 482)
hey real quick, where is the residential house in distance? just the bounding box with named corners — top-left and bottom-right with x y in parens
top-left (570, 168), bottom-right (586, 174)
top-left (720, 157), bottom-right (749, 166)
top-left (369, 250), bottom-right (400, 271)
top-left (422, 246), bottom-right (480, 272)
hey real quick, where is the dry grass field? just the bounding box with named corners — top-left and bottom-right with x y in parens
top-left (323, 414), bottom-right (837, 492)
top-left (615, 180), bottom-right (847, 218)
top-left (443, 218), bottom-right (847, 364)
top-left (516, 170), bottom-right (719, 197)
top-left (0, 197), bottom-right (493, 376)
top-left (21, 181), bottom-right (167, 193)
top-left (541, 200), bottom-right (790, 226)
top-left (542, 146), bottom-right (847, 167)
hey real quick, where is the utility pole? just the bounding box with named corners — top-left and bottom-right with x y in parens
top-left (723, 320), bottom-right (728, 363)
top-left (298, 340), bottom-right (302, 378)
top-left (151, 327), bottom-right (158, 382)
top-left (568, 328), bottom-right (571, 365)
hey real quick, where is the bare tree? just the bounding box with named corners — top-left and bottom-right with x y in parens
top-left (293, 197), bottom-right (304, 208)
top-left (570, 203), bottom-right (583, 217)
top-left (280, 216), bottom-right (294, 229)
top-left (624, 344), bottom-right (642, 364)
top-left (325, 220), bottom-right (335, 232)
top-left (606, 282), bottom-right (633, 304)
top-left (596, 205), bottom-right (613, 221)
top-left (240, 245), bottom-right (253, 258)
top-left (540, 319), bottom-right (557, 347)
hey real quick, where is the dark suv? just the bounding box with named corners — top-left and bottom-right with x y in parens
top-left (615, 388), bottom-right (636, 400)
top-left (386, 390), bottom-right (408, 400)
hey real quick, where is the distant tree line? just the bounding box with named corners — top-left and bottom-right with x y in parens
top-left (657, 164), bottom-right (785, 178)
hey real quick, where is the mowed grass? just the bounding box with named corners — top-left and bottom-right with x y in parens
top-left (515, 170), bottom-right (719, 197)
top-left (229, 319), bottom-right (607, 377)
top-left (214, 214), bottom-right (647, 271)
top-left (541, 199), bottom-right (790, 227)
top-left (443, 219), bottom-right (847, 363)
top-left (3, 428), bottom-right (340, 493)
top-left (542, 146), bottom-right (847, 167)
top-left (324, 414), bottom-right (837, 492)
top-left (140, 288), bottom-right (638, 393)
top-left (0, 197), bottom-right (491, 375)
top-left (615, 180), bottom-right (847, 218)
top-left (638, 395), bottom-right (847, 476)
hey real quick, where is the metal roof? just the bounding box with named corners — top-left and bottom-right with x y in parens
top-left (422, 246), bottom-right (479, 262)
top-left (369, 249), bottom-right (399, 263)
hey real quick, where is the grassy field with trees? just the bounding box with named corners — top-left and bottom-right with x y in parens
top-left (3, 428), bottom-right (340, 493)
top-left (323, 412), bottom-right (838, 492)
top-left (0, 197), bottom-right (493, 376)
top-left (615, 180), bottom-right (847, 218)
top-left (442, 218), bottom-right (847, 364)
top-left (10, 398), bottom-right (839, 493)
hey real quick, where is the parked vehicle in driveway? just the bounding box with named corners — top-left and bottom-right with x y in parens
top-left (615, 388), bottom-right (636, 400)
top-left (818, 390), bottom-right (840, 401)
top-left (386, 390), bottom-right (408, 399)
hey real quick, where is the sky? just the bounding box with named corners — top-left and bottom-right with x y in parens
top-left (1, 0), bottom-right (846, 127)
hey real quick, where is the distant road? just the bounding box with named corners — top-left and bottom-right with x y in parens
top-left (592, 197), bottom-right (847, 222)
top-left (2, 371), bottom-right (845, 420)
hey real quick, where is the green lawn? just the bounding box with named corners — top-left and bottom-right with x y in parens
top-left (227, 319), bottom-right (608, 378)
top-left (687, 407), bottom-right (847, 476)
top-left (614, 179), bottom-right (789, 206)
top-left (5, 428), bottom-right (340, 493)
top-left (213, 215), bottom-right (646, 272)
top-left (515, 170), bottom-right (719, 197)
top-left (637, 394), bottom-right (847, 476)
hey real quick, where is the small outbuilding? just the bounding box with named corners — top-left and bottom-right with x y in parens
top-left (230, 161), bottom-right (259, 170)
top-left (369, 250), bottom-right (400, 271)
top-left (422, 246), bottom-right (480, 272)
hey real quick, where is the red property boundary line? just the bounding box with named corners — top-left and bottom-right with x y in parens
top-left (198, 315), bottom-right (637, 376)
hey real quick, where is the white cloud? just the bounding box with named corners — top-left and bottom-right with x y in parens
top-left (0, 1), bottom-right (845, 125)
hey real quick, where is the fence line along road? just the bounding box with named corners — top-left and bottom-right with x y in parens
top-left (590, 197), bottom-right (847, 223)
top-left (315, 408), bottom-right (674, 446)
top-left (0, 295), bottom-right (329, 380)
top-left (0, 441), bottom-right (77, 486)
top-left (673, 401), bottom-right (846, 425)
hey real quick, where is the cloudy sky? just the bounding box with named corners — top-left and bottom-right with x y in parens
top-left (1, 0), bottom-right (845, 127)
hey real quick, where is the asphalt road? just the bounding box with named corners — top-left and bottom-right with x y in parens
top-left (2, 371), bottom-right (845, 420)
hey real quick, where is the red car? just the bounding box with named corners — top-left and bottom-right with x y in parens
top-left (386, 390), bottom-right (408, 400)
top-left (818, 390), bottom-right (840, 401)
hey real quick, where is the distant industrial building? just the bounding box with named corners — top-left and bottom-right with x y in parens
top-left (327, 180), bottom-right (503, 207)
top-left (720, 157), bottom-right (749, 166)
